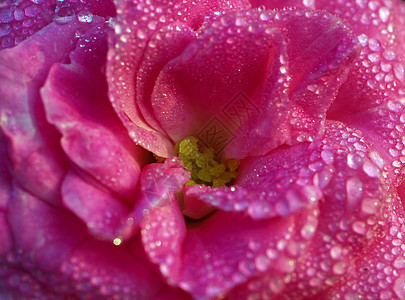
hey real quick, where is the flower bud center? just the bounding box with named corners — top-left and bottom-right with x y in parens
top-left (175, 136), bottom-right (239, 187)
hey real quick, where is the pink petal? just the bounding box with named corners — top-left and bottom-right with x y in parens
top-left (184, 142), bottom-right (323, 219)
top-left (0, 0), bottom-right (115, 50)
top-left (310, 193), bottom-right (405, 299)
top-left (42, 24), bottom-right (146, 202)
top-left (6, 185), bottom-right (163, 298)
top-left (136, 23), bottom-right (197, 135)
top-left (152, 9), bottom-right (360, 159)
top-left (141, 202), bottom-right (187, 284)
top-left (274, 121), bottom-right (388, 298)
top-left (156, 121), bottom-right (390, 298)
top-left (119, 158), bottom-right (190, 241)
top-left (0, 19), bottom-right (102, 205)
top-left (250, 1), bottom-right (405, 119)
top-left (61, 170), bottom-right (131, 241)
top-left (339, 98), bottom-right (405, 185)
top-left (142, 204), bottom-right (318, 298)
top-left (107, 0), bottom-right (250, 157)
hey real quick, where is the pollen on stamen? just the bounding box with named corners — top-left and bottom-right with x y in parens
top-left (175, 136), bottom-right (240, 187)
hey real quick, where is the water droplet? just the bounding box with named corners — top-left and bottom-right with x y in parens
top-left (346, 177), bottom-right (363, 207)
top-left (24, 5), bottom-right (40, 18)
top-left (332, 261), bottom-right (346, 275)
top-left (254, 255), bottom-right (270, 272)
top-left (54, 15), bottom-right (74, 25)
top-left (393, 276), bottom-right (405, 299)
top-left (368, 38), bottom-right (381, 52)
top-left (357, 34), bottom-right (368, 46)
top-left (347, 153), bottom-right (363, 169)
top-left (362, 160), bottom-right (381, 177)
top-left (352, 221), bottom-right (366, 235)
top-left (303, 0), bottom-right (314, 8)
top-left (393, 256), bottom-right (405, 269)
top-left (78, 10), bottom-right (93, 23)
top-left (0, 8), bottom-right (13, 23)
top-left (383, 49), bottom-right (396, 61)
top-left (394, 63), bottom-right (405, 82)
top-left (330, 245), bottom-right (342, 259)
top-left (368, 53), bottom-right (380, 63)
top-left (137, 28), bottom-right (147, 39)
top-left (361, 197), bottom-right (380, 214)
top-left (301, 224), bottom-right (316, 239)
top-left (0, 24), bottom-right (11, 37)
top-left (378, 7), bottom-right (390, 23)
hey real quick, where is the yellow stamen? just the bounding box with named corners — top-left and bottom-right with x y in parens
top-left (175, 136), bottom-right (240, 187)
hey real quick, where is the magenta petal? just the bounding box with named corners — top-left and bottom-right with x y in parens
top-left (339, 99), bottom-right (405, 185)
top-left (42, 24), bottom-right (145, 202)
top-left (120, 158), bottom-right (190, 240)
top-left (308, 193), bottom-right (405, 300)
top-left (61, 170), bottom-right (131, 241)
top-left (273, 121), bottom-right (389, 298)
top-left (0, 20), bottom-right (101, 204)
top-left (143, 207), bottom-right (318, 298)
top-left (184, 143), bottom-right (323, 219)
top-left (152, 9), bottom-right (360, 158)
top-left (107, 0), bottom-right (250, 157)
top-left (136, 23), bottom-right (197, 135)
top-left (6, 185), bottom-right (163, 298)
top-left (141, 202), bottom-right (187, 284)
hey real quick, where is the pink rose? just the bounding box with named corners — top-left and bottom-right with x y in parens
top-left (1, 0), bottom-right (405, 299)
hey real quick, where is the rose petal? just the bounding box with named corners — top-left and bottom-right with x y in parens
top-left (310, 193), bottom-right (405, 299)
top-left (61, 170), bottom-right (131, 241)
top-left (184, 142), bottom-right (323, 220)
top-left (141, 202), bottom-right (187, 284)
top-left (177, 121), bottom-right (389, 298)
top-left (251, 1), bottom-right (405, 119)
top-left (107, 0), bottom-right (251, 157)
top-left (42, 24), bottom-right (146, 202)
top-left (142, 205), bottom-right (318, 298)
top-left (339, 98), bottom-right (405, 185)
top-left (152, 9), bottom-right (360, 159)
top-left (136, 23), bottom-right (197, 135)
top-left (6, 184), bottom-right (163, 298)
top-left (119, 158), bottom-right (190, 241)
top-left (275, 121), bottom-right (388, 297)
top-left (0, 19), bottom-right (102, 205)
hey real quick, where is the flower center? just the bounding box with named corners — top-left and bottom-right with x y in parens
top-left (176, 136), bottom-right (240, 187)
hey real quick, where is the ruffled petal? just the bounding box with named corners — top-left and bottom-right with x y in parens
top-left (61, 170), bottom-right (131, 241)
top-left (0, 0), bottom-right (115, 50)
top-left (153, 8), bottom-right (360, 159)
top-left (250, 1), bottom-right (405, 119)
top-left (339, 98), bottom-right (405, 186)
top-left (305, 192), bottom-right (405, 299)
top-left (184, 142), bottom-right (323, 220)
top-left (42, 23), bottom-right (146, 203)
top-left (118, 158), bottom-right (190, 241)
top-left (0, 19), bottom-right (101, 205)
top-left (5, 185), bottom-right (163, 298)
top-left (142, 203), bottom-right (318, 298)
top-left (226, 121), bottom-right (390, 298)
top-left (107, 0), bottom-right (251, 157)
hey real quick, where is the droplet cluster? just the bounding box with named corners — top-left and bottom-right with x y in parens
top-left (0, 0), bottom-right (111, 50)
